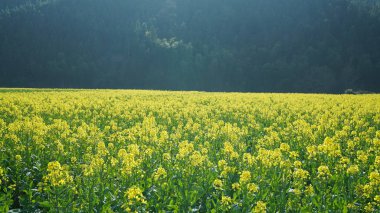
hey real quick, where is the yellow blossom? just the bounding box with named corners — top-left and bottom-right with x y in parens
top-left (153, 167), bottom-right (167, 181)
top-left (15, 155), bottom-right (22, 162)
top-left (43, 161), bottom-right (73, 187)
top-left (347, 165), bottom-right (359, 175)
top-left (163, 153), bottom-right (171, 161)
top-left (305, 184), bottom-right (314, 196)
top-left (232, 182), bottom-right (240, 191)
top-left (293, 168), bottom-right (309, 180)
top-left (124, 186), bottom-right (147, 207)
top-left (252, 201), bottom-right (267, 213)
top-left (280, 143), bottom-right (290, 152)
top-left (317, 165), bottom-right (331, 179)
top-left (247, 183), bottom-right (259, 193)
top-left (221, 195), bottom-right (233, 206)
top-left (240, 171), bottom-right (251, 184)
top-left (213, 179), bottom-right (223, 190)
top-left (293, 160), bottom-right (302, 168)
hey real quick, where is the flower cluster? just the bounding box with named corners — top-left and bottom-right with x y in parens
top-left (0, 90), bottom-right (379, 212)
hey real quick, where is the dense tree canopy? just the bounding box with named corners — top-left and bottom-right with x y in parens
top-left (0, 0), bottom-right (379, 93)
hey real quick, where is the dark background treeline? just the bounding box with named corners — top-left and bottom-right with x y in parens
top-left (0, 0), bottom-right (379, 93)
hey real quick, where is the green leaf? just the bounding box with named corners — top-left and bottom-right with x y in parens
top-left (39, 201), bottom-right (50, 208)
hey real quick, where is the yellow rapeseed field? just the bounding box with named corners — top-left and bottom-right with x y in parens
top-left (0, 89), bottom-right (379, 212)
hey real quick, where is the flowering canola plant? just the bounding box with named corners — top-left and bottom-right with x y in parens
top-left (0, 89), bottom-right (379, 212)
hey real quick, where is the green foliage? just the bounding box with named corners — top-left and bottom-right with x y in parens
top-left (0, 0), bottom-right (380, 92)
top-left (0, 0), bottom-right (61, 19)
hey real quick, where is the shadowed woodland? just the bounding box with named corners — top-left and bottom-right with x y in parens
top-left (0, 0), bottom-right (379, 93)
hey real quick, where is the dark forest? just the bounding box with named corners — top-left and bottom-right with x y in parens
top-left (0, 0), bottom-right (379, 93)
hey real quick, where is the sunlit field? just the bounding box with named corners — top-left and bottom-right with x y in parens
top-left (0, 89), bottom-right (379, 212)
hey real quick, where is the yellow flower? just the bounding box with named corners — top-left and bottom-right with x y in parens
top-left (15, 155), bottom-right (22, 162)
top-left (163, 153), bottom-right (171, 161)
top-left (121, 153), bottom-right (140, 176)
top-left (374, 156), bottom-right (380, 169)
top-left (252, 201), bottom-right (267, 213)
top-left (127, 144), bottom-right (140, 156)
top-left (362, 184), bottom-right (372, 198)
top-left (213, 179), bottom-right (223, 190)
top-left (43, 161), bottom-right (73, 187)
top-left (218, 160), bottom-right (227, 169)
top-left (293, 160), bottom-right (302, 168)
top-left (305, 184), bottom-right (315, 196)
top-left (364, 202), bottom-right (374, 212)
top-left (243, 153), bottom-right (255, 165)
top-left (289, 151), bottom-right (299, 159)
top-left (280, 143), bottom-right (290, 152)
top-left (125, 186), bottom-right (146, 204)
top-left (118, 149), bottom-right (127, 158)
top-left (289, 188), bottom-right (301, 196)
top-left (71, 157), bottom-right (77, 164)
top-left (318, 137), bottom-right (341, 157)
top-left (357, 150), bottom-right (368, 164)
top-left (232, 182), bottom-right (240, 191)
top-left (221, 196), bottom-right (233, 206)
top-left (201, 147), bottom-right (208, 155)
top-left (369, 171), bottom-right (380, 185)
top-left (153, 167), bottom-right (167, 181)
top-left (293, 169), bottom-right (309, 180)
top-left (221, 166), bottom-right (236, 177)
top-left (176, 141), bottom-right (194, 159)
top-left (338, 157), bottom-right (350, 170)
top-left (223, 142), bottom-right (236, 157)
top-left (240, 171), bottom-right (251, 184)
top-left (247, 183), bottom-right (259, 193)
top-left (374, 195), bottom-right (380, 203)
top-left (306, 145), bottom-right (317, 159)
top-left (347, 203), bottom-right (357, 210)
top-left (317, 165), bottom-right (331, 179)
top-left (346, 165), bottom-right (359, 175)
top-left (110, 157), bottom-right (118, 166)
top-left (108, 142), bottom-right (114, 150)
top-left (190, 151), bottom-right (205, 167)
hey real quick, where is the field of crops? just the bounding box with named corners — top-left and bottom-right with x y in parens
top-left (0, 89), bottom-right (379, 212)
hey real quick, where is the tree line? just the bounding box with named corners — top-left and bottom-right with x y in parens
top-left (0, 0), bottom-right (379, 93)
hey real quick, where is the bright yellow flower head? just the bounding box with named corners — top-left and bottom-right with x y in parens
top-left (346, 165), bottom-right (359, 175)
top-left (43, 161), bottom-right (73, 187)
top-left (163, 153), bottom-right (171, 161)
top-left (293, 160), bottom-right (302, 168)
top-left (232, 182), bottom-right (240, 191)
top-left (176, 140), bottom-right (194, 159)
top-left (218, 160), bottom-right (227, 169)
top-left (252, 201), bottom-right (267, 213)
top-left (221, 195), bottom-right (233, 206)
top-left (97, 141), bottom-right (108, 156)
top-left (213, 179), bottom-right (223, 190)
top-left (243, 153), bottom-right (256, 165)
top-left (357, 150), bottom-right (368, 164)
top-left (280, 143), bottom-right (290, 152)
top-left (369, 171), bottom-right (380, 185)
top-left (247, 183), bottom-right (259, 193)
top-left (125, 186), bottom-right (146, 204)
top-left (317, 165), bottom-right (331, 179)
top-left (153, 167), bottom-right (167, 181)
top-left (190, 151), bottom-right (205, 167)
top-left (374, 195), bottom-right (380, 203)
top-left (15, 155), bottom-right (22, 162)
top-left (240, 171), bottom-right (251, 184)
top-left (305, 184), bottom-right (315, 196)
top-left (293, 168), bottom-right (309, 180)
